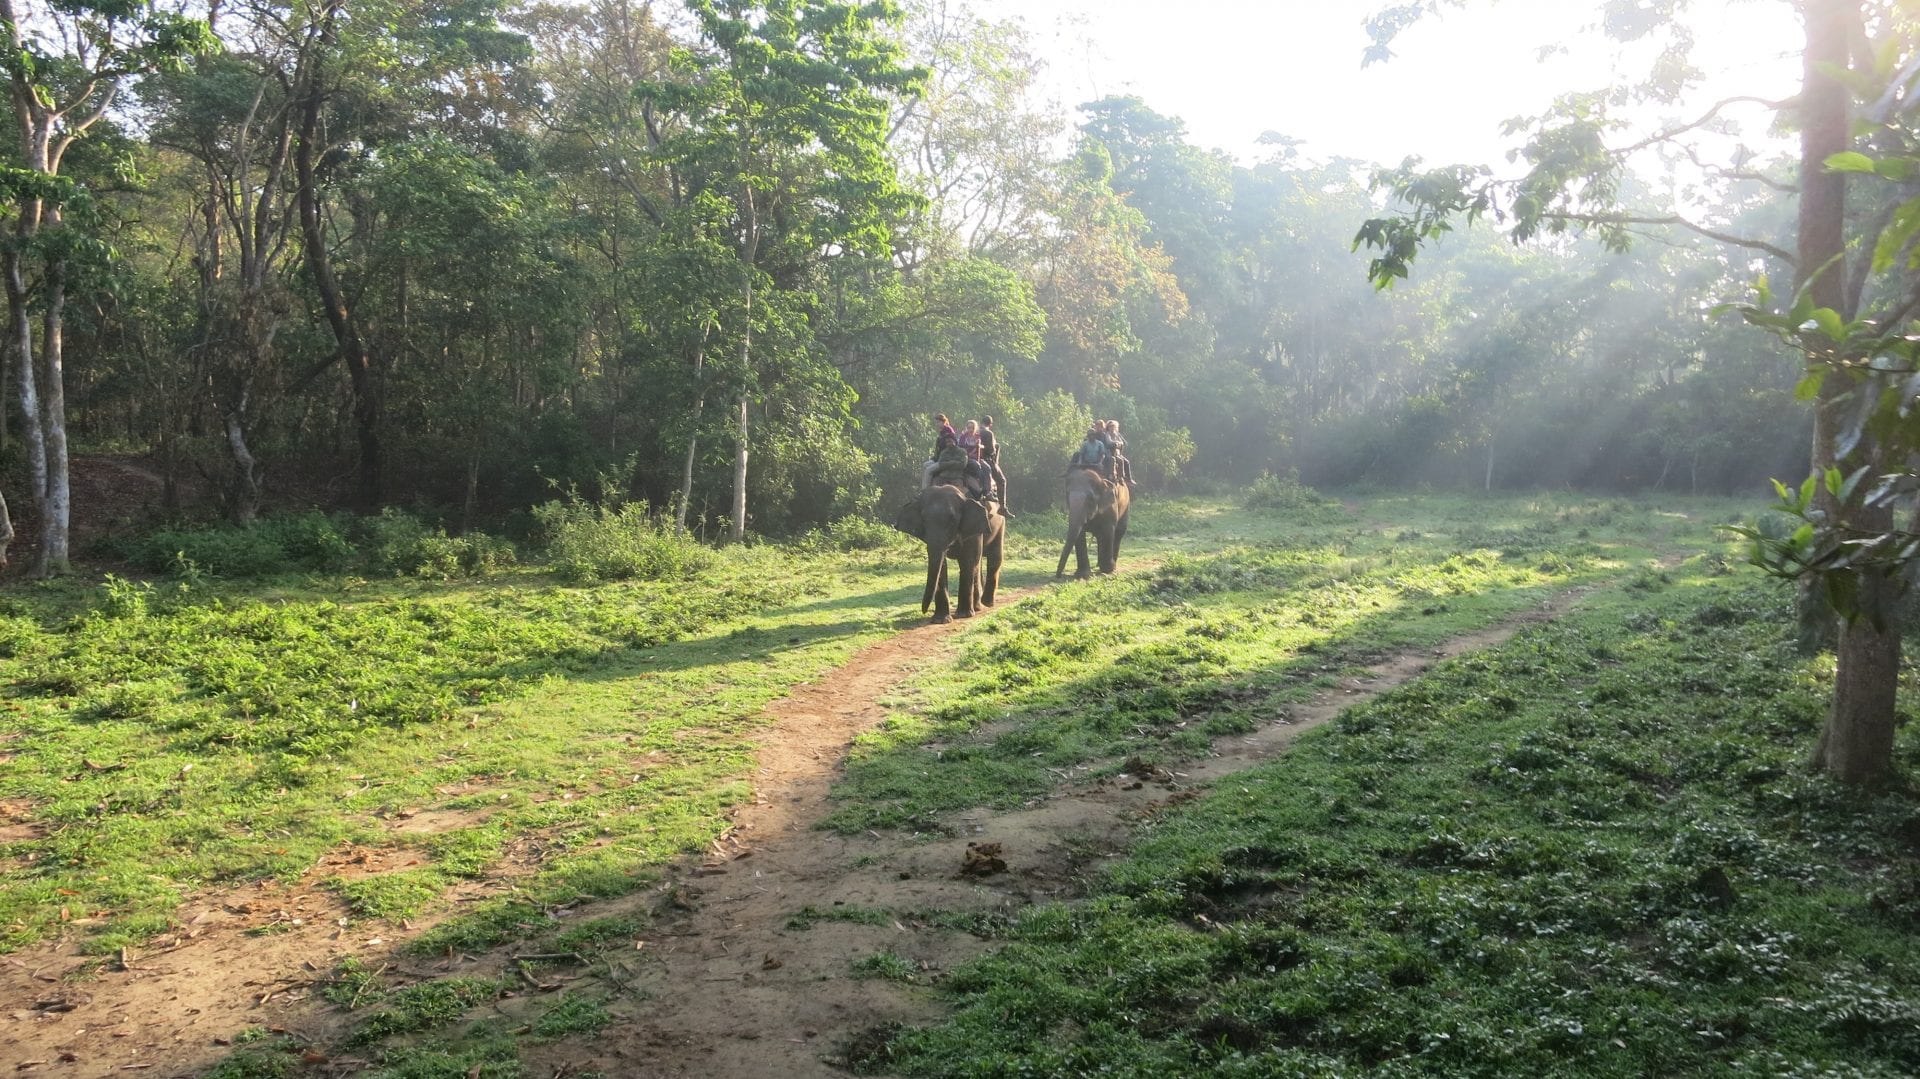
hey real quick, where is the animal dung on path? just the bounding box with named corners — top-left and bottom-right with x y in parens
top-left (960, 841), bottom-right (1007, 877)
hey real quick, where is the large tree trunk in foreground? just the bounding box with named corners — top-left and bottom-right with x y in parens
top-left (1801, 0), bottom-right (1897, 785)
top-left (1814, 500), bottom-right (1901, 783)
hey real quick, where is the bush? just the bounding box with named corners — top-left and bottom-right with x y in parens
top-left (119, 510), bottom-right (511, 580)
top-left (800, 514), bottom-right (906, 554)
top-left (359, 508), bottom-right (434, 576)
top-left (124, 511), bottom-right (353, 578)
top-left (532, 498), bottom-right (714, 583)
top-left (1245, 469), bottom-right (1335, 512)
top-left (359, 509), bottom-right (514, 579)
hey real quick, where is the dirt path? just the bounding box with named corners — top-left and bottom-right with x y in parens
top-left (2, 577), bottom-right (1594, 1077)
top-left (535, 582), bottom-right (1599, 1076)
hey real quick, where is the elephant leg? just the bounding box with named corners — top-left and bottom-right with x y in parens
top-left (1074, 531), bottom-right (1092, 578)
top-left (1106, 516), bottom-right (1128, 573)
top-left (930, 550), bottom-right (954, 624)
top-left (956, 536), bottom-right (983, 617)
top-left (980, 531), bottom-right (1003, 607)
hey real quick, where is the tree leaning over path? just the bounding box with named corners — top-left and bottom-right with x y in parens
top-left (1355, 0), bottom-right (1910, 785)
top-left (0, 0), bottom-right (216, 574)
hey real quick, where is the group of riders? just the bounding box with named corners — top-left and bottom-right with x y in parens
top-left (920, 413), bottom-right (1136, 516)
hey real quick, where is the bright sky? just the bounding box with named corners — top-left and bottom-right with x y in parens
top-left (969, 0), bottom-right (1804, 169)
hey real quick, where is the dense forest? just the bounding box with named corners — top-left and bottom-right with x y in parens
top-left (0, 0), bottom-right (1810, 570)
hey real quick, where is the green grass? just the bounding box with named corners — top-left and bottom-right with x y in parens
top-left (824, 492), bottom-right (1726, 834)
top-left (9, 490), bottom-right (1798, 1079)
top-left (0, 535), bottom-right (936, 953)
top-left (874, 569), bottom-right (1920, 1076)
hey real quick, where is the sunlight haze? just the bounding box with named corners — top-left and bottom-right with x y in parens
top-left (972, 0), bottom-right (1803, 167)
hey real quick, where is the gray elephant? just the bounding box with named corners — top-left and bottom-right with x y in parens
top-left (1055, 467), bottom-right (1130, 578)
top-left (894, 483), bottom-right (1005, 623)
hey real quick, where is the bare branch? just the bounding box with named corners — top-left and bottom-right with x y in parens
top-left (1615, 95), bottom-right (1794, 157)
top-left (1554, 210), bottom-right (1795, 264)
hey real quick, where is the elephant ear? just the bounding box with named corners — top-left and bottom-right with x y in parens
top-left (960, 499), bottom-right (990, 537)
top-left (893, 497), bottom-right (926, 539)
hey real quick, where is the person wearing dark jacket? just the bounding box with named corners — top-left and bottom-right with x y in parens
top-left (923, 413), bottom-right (961, 490)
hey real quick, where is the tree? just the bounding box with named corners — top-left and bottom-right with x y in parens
top-left (0, 0), bottom-right (216, 574)
top-left (640, 0), bottom-right (924, 541)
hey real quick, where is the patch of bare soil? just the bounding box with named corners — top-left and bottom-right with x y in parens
top-left (0, 576), bottom-right (1597, 1079)
top-left (4, 454), bottom-right (190, 576)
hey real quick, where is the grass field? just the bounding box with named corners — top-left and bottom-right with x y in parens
top-left (10, 489), bottom-right (1914, 1078)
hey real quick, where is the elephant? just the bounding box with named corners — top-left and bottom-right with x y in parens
top-left (894, 483), bottom-right (1005, 624)
top-left (1055, 467), bottom-right (1130, 578)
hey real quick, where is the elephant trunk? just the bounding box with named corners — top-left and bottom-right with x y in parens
top-left (922, 548), bottom-right (943, 612)
top-left (1057, 485), bottom-right (1090, 576)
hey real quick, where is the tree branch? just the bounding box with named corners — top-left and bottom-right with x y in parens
top-left (1554, 210), bottom-right (1794, 264)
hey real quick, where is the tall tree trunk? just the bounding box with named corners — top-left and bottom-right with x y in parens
top-left (1800, 0), bottom-right (1897, 784)
top-left (6, 250), bottom-right (44, 548)
top-left (0, 487), bottom-right (12, 569)
top-left (36, 253), bottom-right (69, 575)
top-left (461, 451), bottom-right (480, 535)
top-left (294, 6), bottom-right (383, 508)
top-left (730, 221), bottom-right (755, 543)
top-left (731, 393), bottom-right (749, 541)
top-left (677, 338), bottom-right (706, 533)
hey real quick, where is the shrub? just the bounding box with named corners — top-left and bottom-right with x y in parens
top-left (532, 498), bottom-right (714, 583)
top-left (359, 508), bottom-right (433, 576)
top-left (123, 511), bottom-right (352, 578)
top-left (1244, 469), bottom-right (1335, 512)
top-left (800, 514), bottom-right (907, 554)
top-left (358, 509), bottom-right (515, 579)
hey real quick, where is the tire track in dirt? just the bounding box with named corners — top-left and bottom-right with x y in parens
top-left (542, 581), bottom-right (1606, 1077)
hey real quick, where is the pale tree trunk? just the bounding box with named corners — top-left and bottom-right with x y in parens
top-left (37, 252), bottom-right (70, 573)
top-left (0, 0), bottom-right (132, 577)
top-left (461, 452), bottom-right (480, 535)
top-left (1483, 439), bottom-right (1494, 491)
top-left (731, 393), bottom-right (749, 541)
top-left (7, 251), bottom-right (44, 543)
top-left (222, 386), bottom-right (262, 525)
top-left (0, 487), bottom-right (12, 569)
top-left (730, 185), bottom-right (758, 544)
top-left (1801, 0), bottom-right (1897, 785)
top-left (676, 335), bottom-right (706, 533)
